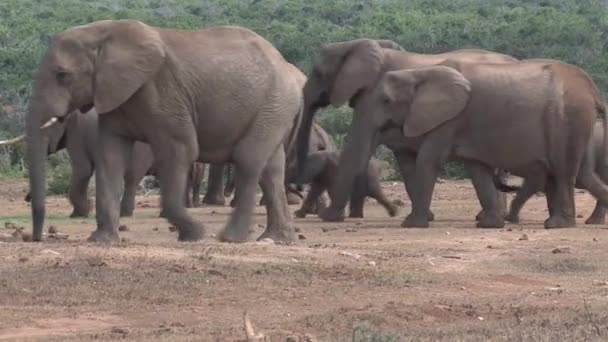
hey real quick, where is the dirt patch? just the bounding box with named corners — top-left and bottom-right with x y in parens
top-left (1, 179), bottom-right (608, 341)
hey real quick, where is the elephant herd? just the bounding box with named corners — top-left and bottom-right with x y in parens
top-left (1, 19), bottom-right (606, 244)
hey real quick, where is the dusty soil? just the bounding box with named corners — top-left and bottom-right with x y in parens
top-left (1, 178), bottom-right (608, 341)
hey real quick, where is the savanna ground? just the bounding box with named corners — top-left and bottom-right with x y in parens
top-left (1, 178), bottom-right (608, 341)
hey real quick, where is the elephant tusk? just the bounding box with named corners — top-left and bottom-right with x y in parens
top-left (0, 134), bottom-right (25, 145)
top-left (40, 117), bottom-right (59, 129)
top-left (0, 117), bottom-right (59, 146)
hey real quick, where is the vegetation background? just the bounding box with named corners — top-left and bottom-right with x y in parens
top-left (0, 0), bottom-right (606, 192)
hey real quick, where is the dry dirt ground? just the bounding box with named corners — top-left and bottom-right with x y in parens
top-left (1, 178), bottom-right (608, 341)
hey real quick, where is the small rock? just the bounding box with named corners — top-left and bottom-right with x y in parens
top-left (298, 234), bottom-right (306, 240)
top-left (576, 214), bottom-right (584, 218)
top-left (507, 228), bottom-right (513, 232)
top-left (294, 227), bottom-right (301, 233)
top-left (152, 227), bottom-right (159, 231)
top-left (258, 238), bottom-right (275, 245)
top-left (48, 225), bottom-right (58, 234)
top-left (519, 234), bottom-right (529, 241)
top-left (487, 245), bottom-right (494, 249)
top-left (552, 247), bottom-right (570, 254)
top-left (367, 261), bottom-right (376, 267)
top-left (477, 316), bottom-right (484, 321)
top-left (346, 228), bottom-right (358, 233)
top-left (111, 327), bottom-right (129, 336)
top-left (445, 231), bottom-right (451, 235)
top-left (18, 256), bottom-right (28, 263)
top-left (593, 237), bottom-right (599, 242)
top-left (461, 286), bottom-right (467, 290)
top-left (118, 225), bottom-right (129, 232)
top-left (168, 226), bottom-right (177, 232)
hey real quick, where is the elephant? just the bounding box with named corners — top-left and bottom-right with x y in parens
top-left (289, 150), bottom-right (397, 219)
top-left (494, 119), bottom-right (608, 224)
top-left (295, 39), bottom-right (518, 225)
top-left (301, 55), bottom-right (606, 229)
top-left (225, 121), bottom-right (337, 208)
top-left (10, 108), bottom-right (219, 217)
top-left (25, 20), bottom-right (302, 242)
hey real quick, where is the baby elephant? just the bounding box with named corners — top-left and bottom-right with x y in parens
top-left (291, 150), bottom-right (397, 219)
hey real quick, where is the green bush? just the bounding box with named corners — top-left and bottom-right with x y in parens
top-left (0, 0), bottom-right (606, 180)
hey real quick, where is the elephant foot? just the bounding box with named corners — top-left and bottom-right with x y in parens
top-left (177, 223), bottom-right (205, 242)
top-left (387, 206), bottom-right (398, 217)
top-left (202, 196), bottom-right (226, 206)
top-left (401, 214), bottom-right (430, 228)
top-left (585, 215), bottom-right (605, 225)
top-left (286, 192), bottom-right (302, 205)
top-left (87, 229), bottom-right (120, 243)
top-left (257, 226), bottom-right (296, 243)
top-left (294, 209), bottom-right (307, 219)
top-left (349, 211), bottom-right (364, 219)
top-left (319, 208), bottom-right (345, 222)
top-left (476, 213), bottom-right (505, 229)
top-left (218, 225), bottom-right (250, 243)
top-left (70, 211), bottom-right (89, 219)
top-left (505, 212), bottom-right (520, 224)
top-left (544, 215), bottom-right (576, 229)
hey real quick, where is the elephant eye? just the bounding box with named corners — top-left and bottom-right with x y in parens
top-left (56, 71), bottom-right (70, 83)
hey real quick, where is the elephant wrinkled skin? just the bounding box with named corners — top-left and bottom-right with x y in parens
top-left (320, 58), bottom-right (605, 229)
top-left (26, 20), bottom-right (302, 243)
top-left (296, 39), bottom-right (517, 226)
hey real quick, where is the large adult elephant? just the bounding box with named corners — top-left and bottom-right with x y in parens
top-left (302, 56), bottom-right (607, 229)
top-left (296, 39), bottom-right (517, 225)
top-left (25, 20), bottom-right (302, 242)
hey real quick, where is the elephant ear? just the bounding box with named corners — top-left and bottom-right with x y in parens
top-left (323, 39), bottom-right (385, 107)
top-left (375, 39), bottom-right (403, 51)
top-left (94, 21), bottom-right (166, 114)
top-left (383, 66), bottom-right (471, 137)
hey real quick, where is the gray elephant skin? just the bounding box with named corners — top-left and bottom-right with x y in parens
top-left (26, 20), bottom-right (303, 243)
top-left (290, 150), bottom-right (397, 219)
top-left (296, 38), bottom-right (607, 230)
top-left (497, 119), bottom-right (608, 224)
top-left (296, 39), bottom-right (517, 227)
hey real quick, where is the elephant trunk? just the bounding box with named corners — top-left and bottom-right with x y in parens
top-left (329, 113), bottom-right (377, 209)
top-left (26, 101), bottom-right (51, 241)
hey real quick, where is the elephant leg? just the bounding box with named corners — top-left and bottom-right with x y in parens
top-left (191, 163), bottom-right (204, 208)
top-left (224, 164), bottom-right (235, 198)
top-left (575, 163), bottom-right (608, 226)
top-left (69, 159), bottom-right (93, 218)
top-left (152, 139), bottom-right (204, 241)
top-left (257, 148), bottom-right (296, 241)
top-left (202, 163), bottom-right (226, 206)
top-left (348, 174), bottom-right (367, 218)
top-left (184, 164), bottom-right (194, 208)
top-left (88, 127), bottom-right (132, 242)
top-left (466, 161), bottom-right (505, 228)
top-left (311, 192), bottom-right (329, 215)
top-left (120, 157), bottom-right (148, 218)
top-left (295, 182), bottom-right (325, 218)
top-left (286, 187), bottom-right (303, 205)
top-left (586, 202), bottom-right (606, 225)
top-left (505, 171), bottom-right (547, 224)
top-left (367, 175), bottom-right (398, 218)
top-left (394, 151), bottom-right (434, 221)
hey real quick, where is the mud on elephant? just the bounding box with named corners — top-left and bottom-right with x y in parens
top-left (296, 38), bottom-right (517, 226)
top-left (25, 20), bottom-right (303, 242)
